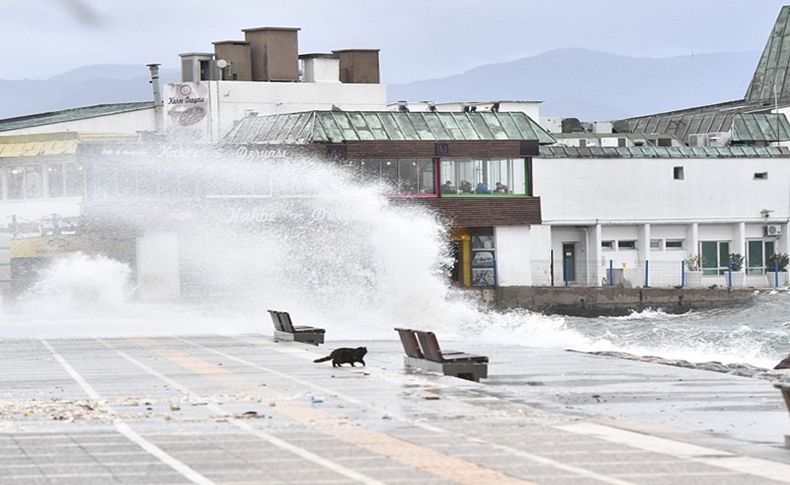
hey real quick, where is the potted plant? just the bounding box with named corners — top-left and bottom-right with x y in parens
top-left (684, 253), bottom-right (705, 287)
top-left (766, 252), bottom-right (789, 286)
top-left (727, 253), bottom-right (745, 287)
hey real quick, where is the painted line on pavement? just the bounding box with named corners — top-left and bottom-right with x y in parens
top-left (179, 336), bottom-right (639, 485)
top-left (558, 422), bottom-right (790, 483)
top-left (138, 337), bottom-right (536, 485)
top-left (98, 338), bottom-right (386, 485)
top-left (40, 339), bottom-right (214, 485)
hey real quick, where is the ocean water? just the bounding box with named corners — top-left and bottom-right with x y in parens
top-left (0, 148), bottom-right (787, 370)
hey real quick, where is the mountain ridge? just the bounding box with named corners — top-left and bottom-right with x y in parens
top-left (0, 48), bottom-right (761, 121)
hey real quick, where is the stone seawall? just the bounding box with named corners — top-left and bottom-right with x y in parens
top-left (468, 286), bottom-right (754, 316)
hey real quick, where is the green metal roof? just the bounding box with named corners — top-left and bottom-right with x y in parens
top-left (731, 113), bottom-right (790, 142)
top-left (746, 6), bottom-right (790, 102)
top-left (0, 102), bottom-right (154, 133)
top-left (223, 111), bottom-right (556, 144)
top-left (624, 111), bottom-right (790, 143)
top-left (539, 146), bottom-right (790, 159)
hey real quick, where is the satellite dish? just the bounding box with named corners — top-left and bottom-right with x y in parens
top-left (216, 59), bottom-right (229, 69)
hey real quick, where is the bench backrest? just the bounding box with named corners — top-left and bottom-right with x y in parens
top-left (277, 311), bottom-right (296, 333)
top-left (394, 328), bottom-right (424, 359)
top-left (267, 310), bottom-right (284, 332)
top-left (416, 330), bottom-right (444, 362)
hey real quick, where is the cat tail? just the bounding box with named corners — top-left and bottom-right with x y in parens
top-left (313, 355), bottom-right (332, 363)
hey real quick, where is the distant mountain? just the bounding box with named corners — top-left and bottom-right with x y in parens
top-left (0, 65), bottom-right (179, 119)
top-left (388, 48), bottom-right (761, 120)
top-left (0, 49), bottom-right (762, 121)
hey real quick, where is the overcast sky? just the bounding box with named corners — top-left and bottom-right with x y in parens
top-left (1, 0), bottom-right (787, 82)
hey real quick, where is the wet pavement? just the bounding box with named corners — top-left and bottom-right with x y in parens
top-left (0, 335), bottom-right (788, 484)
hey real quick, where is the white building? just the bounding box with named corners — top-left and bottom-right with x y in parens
top-left (527, 146), bottom-right (790, 288)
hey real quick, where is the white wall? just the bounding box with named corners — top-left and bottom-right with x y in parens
top-left (494, 225), bottom-right (533, 286)
top-left (528, 225), bottom-right (552, 285)
top-left (534, 157), bottom-right (790, 224)
top-left (204, 80), bottom-right (388, 141)
top-left (2, 109), bottom-right (156, 136)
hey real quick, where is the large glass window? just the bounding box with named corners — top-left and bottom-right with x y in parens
top-left (700, 241), bottom-right (730, 275)
top-left (439, 158), bottom-right (526, 195)
top-left (47, 164), bottom-right (65, 197)
top-left (471, 229), bottom-right (496, 287)
top-left (24, 166), bottom-right (43, 198)
top-left (64, 163), bottom-right (85, 197)
top-left (7, 167), bottom-right (24, 199)
top-left (347, 158), bottom-right (435, 195)
top-left (747, 240), bottom-right (775, 275)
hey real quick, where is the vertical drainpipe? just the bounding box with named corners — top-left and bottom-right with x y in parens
top-left (147, 63), bottom-right (163, 133)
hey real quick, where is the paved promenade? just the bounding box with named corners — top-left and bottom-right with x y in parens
top-left (0, 335), bottom-right (788, 484)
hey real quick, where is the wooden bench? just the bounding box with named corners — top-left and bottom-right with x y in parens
top-left (776, 383), bottom-right (790, 447)
top-left (267, 310), bottom-right (325, 346)
top-left (394, 328), bottom-right (488, 382)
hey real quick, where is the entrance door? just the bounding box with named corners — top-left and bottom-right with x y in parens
top-left (562, 243), bottom-right (576, 283)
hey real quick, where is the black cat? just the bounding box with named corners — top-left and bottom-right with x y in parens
top-left (313, 347), bottom-right (367, 367)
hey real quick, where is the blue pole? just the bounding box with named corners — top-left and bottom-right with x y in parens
top-left (609, 259), bottom-right (614, 286)
top-left (644, 260), bottom-right (649, 287)
top-left (563, 259), bottom-right (568, 287)
top-left (775, 259), bottom-right (780, 287)
top-left (727, 260), bottom-right (732, 288)
top-left (493, 258), bottom-right (498, 287)
top-left (681, 260), bottom-right (686, 288)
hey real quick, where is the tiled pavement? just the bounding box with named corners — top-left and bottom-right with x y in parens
top-left (0, 335), bottom-right (788, 484)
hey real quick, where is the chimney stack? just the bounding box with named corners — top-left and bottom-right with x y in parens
top-left (332, 49), bottom-right (380, 84)
top-left (243, 27), bottom-right (300, 81)
top-left (213, 41), bottom-right (252, 81)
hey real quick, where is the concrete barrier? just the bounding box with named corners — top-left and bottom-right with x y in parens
top-left (492, 286), bottom-right (753, 316)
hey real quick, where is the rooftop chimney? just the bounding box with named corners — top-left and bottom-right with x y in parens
top-left (146, 63), bottom-right (163, 132)
top-left (332, 49), bottom-right (380, 84)
top-left (242, 27), bottom-right (300, 81)
top-left (213, 41), bottom-right (252, 81)
top-left (299, 53), bottom-right (340, 83)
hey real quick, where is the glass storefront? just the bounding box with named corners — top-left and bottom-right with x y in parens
top-left (747, 239), bottom-right (776, 274)
top-left (440, 158), bottom-right (526, 195)
top-left (347, 159), bottom-right (435, 195)
top-left (2, 163), bottom-right (84, 199)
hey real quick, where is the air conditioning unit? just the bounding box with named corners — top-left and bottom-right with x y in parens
top-left (765, 224), bottom-right (782, 237)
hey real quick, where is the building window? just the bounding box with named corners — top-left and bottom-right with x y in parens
top-left (665, 239), bottom-right (684, 250)
top-left (471, 229), bottom-right (495, 287)
top-left (673, 166), bottom-right (684, 180)
top-left (650, 239), bottom-right (662, 250)
top-left (7, 167), bottom-right (24, 199)
top-left (700, 241), bottom-right (730, 275)
top-left (657, 138), bottom-right (672, 147)
top-left (618, 240), bottom-right (636, 249)
top-left (440, 158), bottom-right (526, 196)
top-left (352, 158), bottom-right (435, 195)
top-left (747, 239), bottom-right (775, 275)
top-left (601, 240), bottom-right (614, 250)
top-left (754, 172), bottom-right (768, 180)
top-left (579, 139), bottom-right (587, 148)
top-left (618, 138), bottom-right (627, 147)
top-left (47, 164), bottom-right (65, 197)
